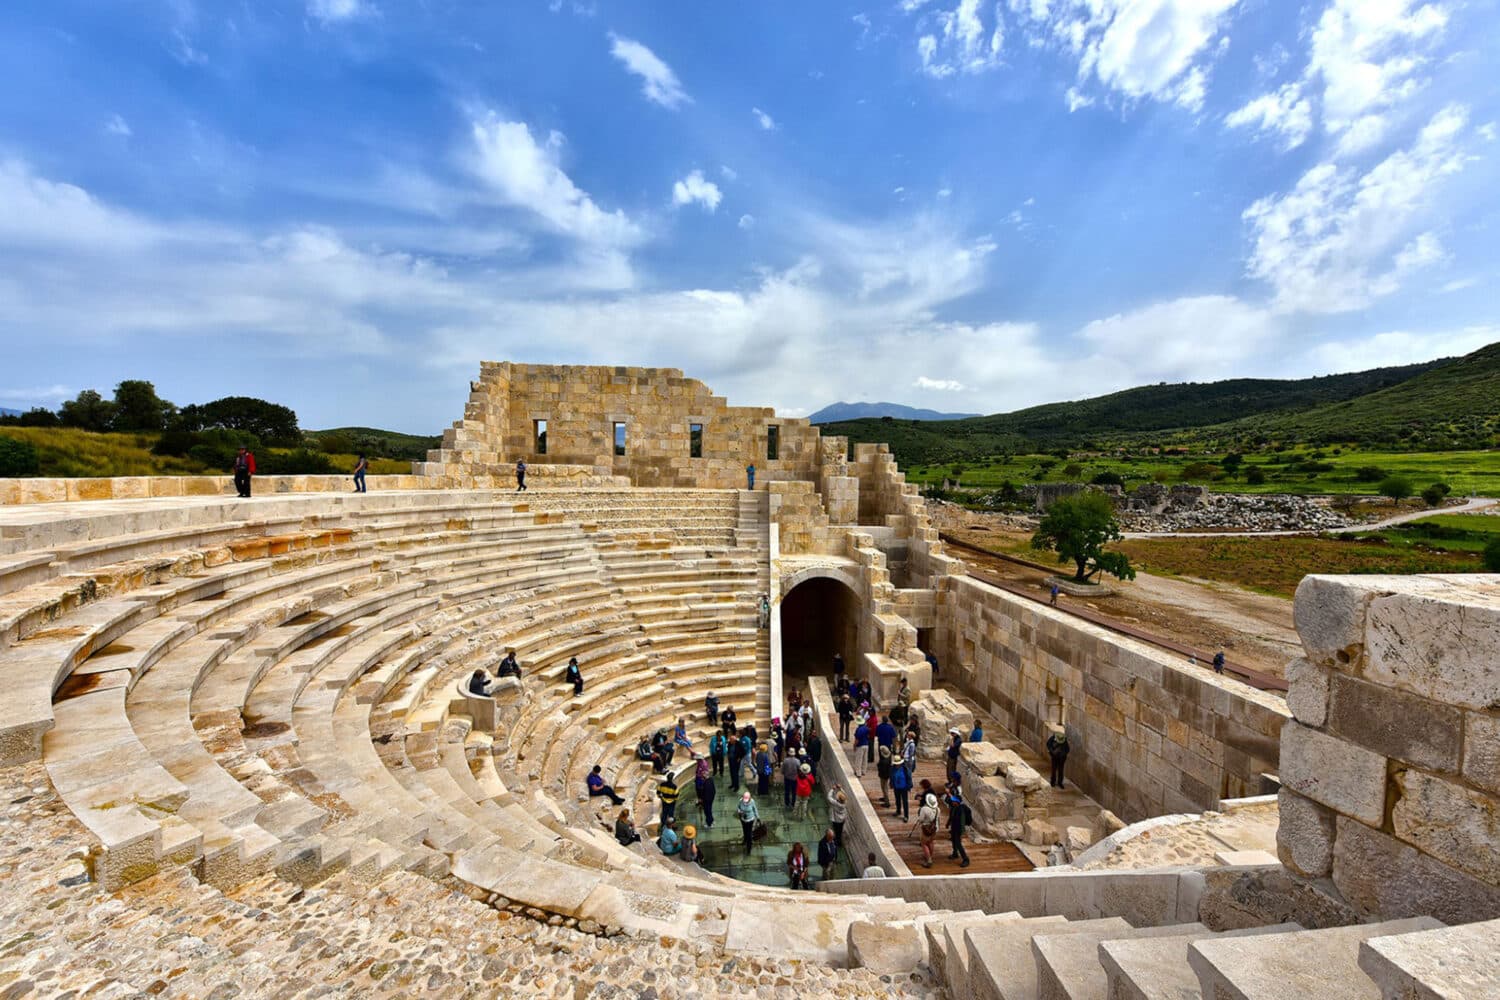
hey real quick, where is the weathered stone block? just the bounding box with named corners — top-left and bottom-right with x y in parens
top-left (1391, 768), bottom-right (1500, 885)
top-left (1326, 673), bottom-right (1462, 773)
top-left (1333, 815), bottom-right (1500, 925)
top-left (958, 741), bottom-right (1005, 780)
top-left (1024, 818), bottom-right (1058, 846)
top-left (1279, 721), bottom-right (1388, 826)
top-left (1365, 577), bottom-right (1500, 711)
top-left (1275, 788), bottom-right (1336, 879)
top-left (909, 690), bottom-right (973, 760)
top-left (967, 776), bottom-right (1014, 837)
top-left (1462, 712), bottom-right (1500, 796)
top-left (1294, 575), bottom-right (1374, 669)
top-left (847, 921), bottom-right (923, 975)
top-left (1064, 825), bottom-right (1091, 856)
top-left (1285, 657), bottom-right (1329, 727)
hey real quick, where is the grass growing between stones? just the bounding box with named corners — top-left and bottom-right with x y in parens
top-left (1116, 535), bottom-right (1482, 599)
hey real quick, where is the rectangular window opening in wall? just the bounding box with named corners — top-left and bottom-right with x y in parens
top-left (613, 422), bottom-right (627, 457)
top-left (533, 419), bottom-right (547, 455)
top-left (689, 423), bottom-right (703, 458)
top-left (766, 425), bottom-right (779, 462)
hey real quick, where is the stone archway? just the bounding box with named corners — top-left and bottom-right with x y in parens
top-left (778, 576), bottom-right (863, 685)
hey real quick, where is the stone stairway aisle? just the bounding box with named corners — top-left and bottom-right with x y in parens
top-left (738, 488), bottom-right (772, 703)
top-left (846, 903), bottom-right (1460, 1000)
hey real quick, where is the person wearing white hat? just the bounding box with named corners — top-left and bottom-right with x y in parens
top-left (793, 763), bottom-right (816, 819)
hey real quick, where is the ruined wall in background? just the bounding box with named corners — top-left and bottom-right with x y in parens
top-left (1278, 574), bottom-right (1500, 926)
top-left (936, 575), bottom-right (1290, 823)
top-left (417, 362), bottom-right (824, 490)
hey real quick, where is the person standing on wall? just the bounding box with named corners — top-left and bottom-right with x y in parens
top-left (1047, 729), bottom-right (1070, 788)
top-left (1050, 581), bottom-right (1060, 606)
top-left (515, 459), bottom-right (527, 492)
top-left (1212, 650), bottom-right (1226, 674)
top-left (233, 446), bottom-right (256, 498)
top-left (352, 454), bottom-right (368, 493)
top-left (746, 462), bottom-right (755, 490)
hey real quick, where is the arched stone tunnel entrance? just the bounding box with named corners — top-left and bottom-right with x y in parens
top-left (778, 576), bottom-right (862, 683)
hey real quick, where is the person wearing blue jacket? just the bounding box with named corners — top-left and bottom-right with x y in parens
top-left (891, 756), bottom-right (912, 821)
top-left (736, 791), bottom-right (759, 855)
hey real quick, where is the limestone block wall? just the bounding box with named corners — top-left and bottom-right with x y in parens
top-left (1279, 575), bottom-right (1500, 925)
top-left (420, 362), bottom-right (825, 489)
top-left (935, 575), bottom-right (1290, 823)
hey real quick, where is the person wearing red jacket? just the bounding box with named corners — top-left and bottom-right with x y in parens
top-left (233, 446), bottom-right (257, 498)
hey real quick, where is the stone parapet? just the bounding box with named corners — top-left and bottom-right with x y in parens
top-left (1279, 574), bottom-right (1500, 924)
top-left (936, 575), bottom-right (1289, 823)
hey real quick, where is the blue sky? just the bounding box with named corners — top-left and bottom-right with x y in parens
top-left (1, 0), bottom-right (1497, 432)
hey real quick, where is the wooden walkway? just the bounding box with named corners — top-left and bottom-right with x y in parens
top-left (852, 751), bottom-right (1035, 875)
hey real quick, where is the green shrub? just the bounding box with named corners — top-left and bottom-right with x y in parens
top-left (0, 435), bottom-right (40, 477)
top-left (1245, 467), bottom-right (1266, 485)
top-left (1379, 475), bottom-right (1414, 505)
top-left (258, 449), bottom-right (336, 475)
top-left (1354, 465), bottom-right (1386, 482)
top-left (1090, 471), bottom-right (1125, 487)
top-left (1485, 537), bottom-right (1500, 572)
top-left (1421, 484), bottom-right (1448, 507)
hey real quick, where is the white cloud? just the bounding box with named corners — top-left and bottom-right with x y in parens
top-left (937, 187), bottom-right (953, 198)
top-left (0, 385), bottom-right (72, 405)
top-left (1307, 0), bottom-right (1449, 154)
top-left (1077, 295), bottom-right (1281, 381)
top-left (1064, 86), bottom-right (1093, 112)
top-left (737, 214), bottom-right (755, 230)
top-left (916, 0), bottom-right (1005, 78)
top-left (608, 33), bottom-right (690, 109)
top-left (1243, 104), bottom-right (1470, 313)
top-left (104, 114), bottom-right (132, 138)
top-left (467, 116), bottom-right (641, 247)
top-left (720, 165), bottom-right (738, 181)
top-left (671, 170), bottom-right (722, 212)
top-left (1440, 276), bottom-right (1479, 293)
top-left (309, 0), bottom-right (373, 23)
top-left (1226, 83), bottom-right (1313, 150)
top-left (1301, 327), bottom-right (1499, 374)
top-left (752, 107), bottom-right (777, 130)
top-left (914, 376), bottom-right (966, 391)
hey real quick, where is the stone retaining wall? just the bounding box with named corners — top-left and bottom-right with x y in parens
top-left (1278, 574), bottom-right (1500, 925)
top-left (935, 575), bottom-right (1290, 823)
top-left (808, 677), bottom-right (911, 878)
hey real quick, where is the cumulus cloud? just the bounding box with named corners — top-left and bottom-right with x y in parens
top-left (467, 116), bottom-right (641, 247)
top-left (1243, 104), bottom-right (1470, 313)
top-left (1225, 83), bottom-right (1313, 150)
top-left (752, 107), bottom-right (777, 130)
top-left (0, 384), bottom-right (72, 404)
top-left (671, 170), bottom-right (722, 212)
top-left (1302, 327), bottom-right (1500, 374)
top-left (916, 0), bottom-right (1004, 78)
top-left (914, 376), bottom-right (966, 390)
top-left (104, 114), bottom-right (132, 138)
top-left (608, 33), bottom-right (690, 109)
top-left (1077, 295), bottom-right (1281, 382)
top-left (1308, 0), bottom-right (1449, 155)
top-left (737, 214), bottom-right (755, 229)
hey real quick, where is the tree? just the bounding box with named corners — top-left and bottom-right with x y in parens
top-left (17, 407), bottom-right (59, 427)
top-left (177, 396), bottom-right (302, 447)
top-left (1245, 466), bottom-right (1267, 486)
top-left (59, 389), bottom-right (116, 431)
top-left (1378, 475), bottom-right (1413, 506)
top-left (111, 380), bottom-right (176, 432)
top-left (1421, 483), bottom-right (1448, 508)
top-left (1030, 492), bottom-right (1137, 584)
top-left (1485, 537), bottom-right (1500, 573)
top-left (1090, 470), bottom-right (1125, 487)
top-left (1221, 452), bottom-right (1243, 472)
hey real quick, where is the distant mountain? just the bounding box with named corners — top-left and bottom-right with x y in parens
top-left (818, 353), bottom-right (1466, 464)
top-left (808, 401), bottom-right (980, 423)
top-left (0, 408), bottom-right (19, 418)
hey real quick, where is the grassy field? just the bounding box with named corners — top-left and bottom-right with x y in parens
top-left (1116, 534), bottom-right (1482, 599)
top-left (907, 447), bottom-right (1500, 497)
top-left (0, 427), bottom-right (410, 478)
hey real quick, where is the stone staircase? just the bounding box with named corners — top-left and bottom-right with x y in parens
top-left (840, 903), bottom-right (1474, 999)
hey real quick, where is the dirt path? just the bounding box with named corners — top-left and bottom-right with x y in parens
top-left (930, 505), bottom-right (1299, 678)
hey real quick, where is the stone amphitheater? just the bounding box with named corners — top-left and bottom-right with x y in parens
top-left (0, 362), bottom-right (1494, 998)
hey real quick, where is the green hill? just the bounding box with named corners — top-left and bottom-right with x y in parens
top-left (304, 427), bottom-right (441, 463)
top-left (1229, 342), bottom-right (1500, 449)
top-left (821, 357), bottom-right (1450, 464)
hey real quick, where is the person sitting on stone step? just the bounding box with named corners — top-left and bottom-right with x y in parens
top-left (467, 668), bottom-right (492, 697)
top-left (564, 656), bottom-right (583, 695)
top-left (657, 818), bottom-right (682, 856)
top-left (861, 853), bottom-right (885, 878)
top-left (704, 691), bottom-right (719, 726)
top-left (673, 717), bottom-right (693, 752)
top-left (614, 809), bottom-right (641, 846)
top-left (586, 765), bottom-right (625, 806)
top-left (636, 736), bottom-right (654, 763)
top-left (651, 729), bottom-right (675, 768)
top-left (496, 649), bottom-right (521, 678)
top-left (719, 705), bottom-right (737, 735)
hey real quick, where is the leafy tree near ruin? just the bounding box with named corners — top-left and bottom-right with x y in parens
top-left (111, 380), bottom-right (177, 432)
top-left (1379, 475), bottom-right (1414, 506)
top-left (1030, 492), bottom-right (1137, 584)
top-left (176, 396), bottom-right (302, 448)
top-left (0, 435), bottom-right (40, 477)
top-left (59, 389), bottom-right (116, 431)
